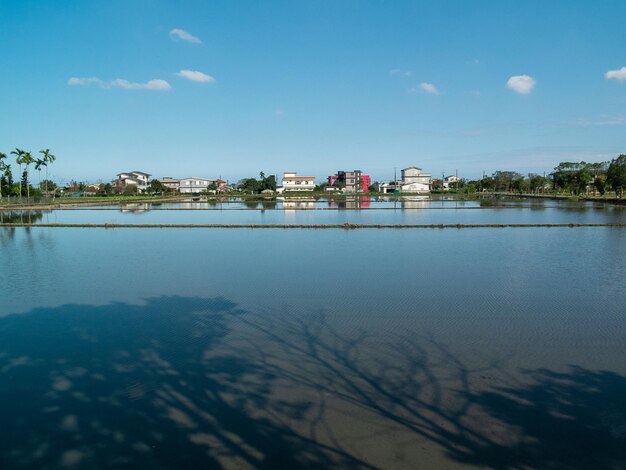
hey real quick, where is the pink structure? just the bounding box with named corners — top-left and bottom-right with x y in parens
top-left (360, 175), bottom-right (371, 192)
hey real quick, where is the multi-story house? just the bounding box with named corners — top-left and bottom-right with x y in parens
top-left (399, 166), bottom-right (431, 192)
top-left (115, 171), bottom-right (151, 192)
top-left (158, 177), bottom-right (181, 192)
top-left (279, 172), bottom-right (315, 191)
top-left (179, 177), bottom-right (214, 193)
top-left (443, 175), bottom-right (461, 189)
top-left (328, 170), bottom-right (371, 192)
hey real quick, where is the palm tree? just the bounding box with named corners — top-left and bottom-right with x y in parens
top-left (40, 149), bottom-right (56, 196)
top-left (0, 152), bottom-right (6, 201)
top-left (35, 158), bottom-right (46, 196)
top-left (22, 151), bottom-right (35, 201)
top-left (11, 148), bottom-right (25, 201)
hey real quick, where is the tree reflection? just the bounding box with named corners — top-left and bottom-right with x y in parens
top-left (0, 210), bottom-right (46, 224)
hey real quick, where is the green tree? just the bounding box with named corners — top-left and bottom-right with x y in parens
top-left (21, 170), bottom-right (28, 197)
top-left (492, 171), bottom-right (520, 192)
top-left (606, 154), bottom-right (626, 198)
top-left (34, 158), bottom-right (46, 194)
top-left (528, 174), bottom-right (549, 193)
top-left (11, 148), bottom-right (26, 200)
top-left (40, 149), bottom-right (56, 196)
top-left (148, 179), bottom-right (165, 194)
top-left (22, 151), bottom-right (35, 200)
top-left (479, 176), bottom-right (494, 192)
top-left (40, 179), bottom-right (58, 194)
top-left (594, 175), bottom-right (607, 196)
top-left (96, 183), bottom-right (113, 196)
top-left (449, 179), bottom-right (466, 190)
top-left (263, 174), bottom-right (277, 191)
top-left (2, 164), bottom-right (14, 197)
top-left (238, 178), bottom-right (260, 194)
top-left (511, 176), bottom-right (528, 194)
top-left (122, 184), bottom-right (138, 195)
top-left (574, 167), bottom-right (592, 195)
top-left (551, 161), bottom-right (604, 195)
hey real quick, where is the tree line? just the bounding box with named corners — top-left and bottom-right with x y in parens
top-left (0, 148), bottom-right (57, 201)
top-left (427, 155), bottom-right (626, 197)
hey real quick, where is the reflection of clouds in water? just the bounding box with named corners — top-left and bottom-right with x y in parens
top-left (60, 449), bottom-right (85, 468)
top-left (52, 376), bottom-right (73, 392)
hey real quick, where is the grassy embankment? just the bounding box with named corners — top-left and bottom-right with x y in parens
top-left (3, 223), bottom-right (626, 229)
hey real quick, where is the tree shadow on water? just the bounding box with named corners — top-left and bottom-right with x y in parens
top-left (234, 312), bottom-right (626, 470)
top-left (1, 299), bottom-right (625, 469)
top-left (451, 367), bottom-right (626, 470)
top-left (0, 297), bottom-right (370, 469)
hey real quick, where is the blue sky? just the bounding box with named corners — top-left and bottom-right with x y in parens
top-left (1, 0), bottom-right (626, 184)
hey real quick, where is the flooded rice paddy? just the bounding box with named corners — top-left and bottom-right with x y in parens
top-left (1, 196), bottom-right (625, 469)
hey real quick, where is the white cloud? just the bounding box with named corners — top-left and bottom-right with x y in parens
top-left (389, 69), bottom-right (412, 78)
top-left (418, 82), bottom-right (439, 95)
top-left (176, 70), bottom-right (215, 83)
top-left (406, 82), bottom-right (440, 95)
top-left (169, 28), bottom-right (202, 44)
top-left (68, 77), bottom-right (103, 86)
top-left (68, 77), bottom-right (171, 91)
top-left (605, 66), bottom-right (626, 81)
top-left (111, 79), bottom-right (171, 90)
top-left (274, 109), bottom-right (286, 117)
top-left (506, 75), bottom-right (536, 94)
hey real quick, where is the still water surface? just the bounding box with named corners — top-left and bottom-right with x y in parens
top-left (2, 197), bottom-right (626, 225)
top-left (1, 201), bottom-right (625, 469)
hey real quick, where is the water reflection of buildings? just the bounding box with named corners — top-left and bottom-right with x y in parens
top-left (120, 203), bottom-right (151, 213)
top-left (328, 196), bottom-right (371, 209)
top-left (282, 200), bottom-right (316, 210)
top-left (400, 196), bottom-right (430, 209)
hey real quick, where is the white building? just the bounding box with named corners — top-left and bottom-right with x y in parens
top-left (443, 175), bottom-right (461, 189)
top-left (158, 177), bottom-right (181, 192)
top-left (179, 177), bottom-right (214, 193)
top-left (399, 167), bottom-right (431, 192)
top-left (376, 166), bottom-right (432, 193)
top-left (278, 172), bottom-right (316, 192)
top-left (115, 171), bottom-right (151, 192)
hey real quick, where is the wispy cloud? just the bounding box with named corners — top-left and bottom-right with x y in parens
top-left (577, 114), bottom-right (626, 126)
top-left (68, 77), bottom-right (171, 91)
top-left (68, 77), bottom-right (103, 86)
top-left (169, 28), bottom-right (202, 44)
top-left (389, 69), bottom-right (412, 78)
top-left (408, 82), bottom-right (440, 95)
top-left (111, 79), bottom-right (171, 90)
top-left (175, 70), bottom-right (215, 83)
top-left (605, 66), bottom-right (626, 81)
top-left (274, 109), bottom-right (286, 117)
top-left (506, 75), bottom-right (536, 94)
